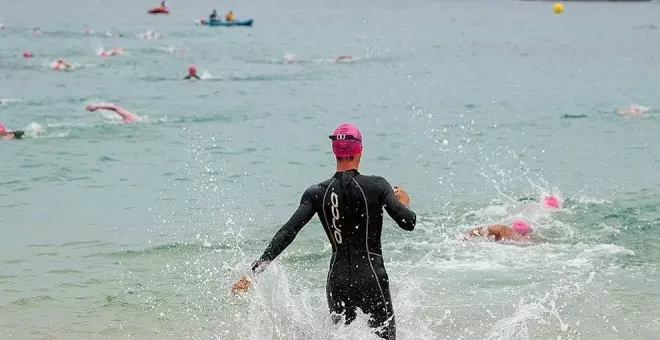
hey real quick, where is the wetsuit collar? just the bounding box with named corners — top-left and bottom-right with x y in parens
top-left (333, 169), bottom-right (359, 178)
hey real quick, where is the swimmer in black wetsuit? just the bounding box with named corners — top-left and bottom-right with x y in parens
top-left (0, 123), bottom-right (24, 140)
top-left (231, 123), bottom-right (416, 340)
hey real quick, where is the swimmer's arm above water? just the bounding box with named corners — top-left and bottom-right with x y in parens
top-left (466, 226), bottom-right (489, 238)
top-left (379, 178), bottom-right (416, 231)
top-left (230, 188), bottom-right (317, 294)
top-left (85, 103), bottom-right (139, 122)
top-left (465, 225), bottom-right (529, 242)
top-left (184, 74), bottom-right (200, 80)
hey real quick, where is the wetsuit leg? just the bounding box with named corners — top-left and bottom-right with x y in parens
top-left (327, 257), bottom-right (396, 339)
top-left (327, 263), bottom-right (358, 324)
top-left (355, 257), bottom-right (396, 340)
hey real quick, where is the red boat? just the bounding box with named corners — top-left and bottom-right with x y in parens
top-left (148, 6), bottom-right (169, 14)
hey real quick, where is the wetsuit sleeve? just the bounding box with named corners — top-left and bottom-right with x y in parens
top-left (378, 177), bottom-right (416, 231)
top-left (251, 187), bottom-right (317, 272)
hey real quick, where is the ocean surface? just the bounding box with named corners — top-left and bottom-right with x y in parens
top-left (2, 0), bottom-right (660, 339)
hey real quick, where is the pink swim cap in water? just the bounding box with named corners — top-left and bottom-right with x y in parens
top-left (543, 195), bottom-right (560, 209)
top-left (0, 124), bottom-right (6, 133)
top-left (511, 219), bottom-right (531, 235)
top-left (188, 65), bottom-right (197, 75)
top-left (23, 51), bottom-right (33, 58)
top-left (330, 123), bottom-right (363, 157)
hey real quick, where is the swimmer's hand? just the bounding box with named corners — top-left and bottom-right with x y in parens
top-left (393, 185), bottom-right (411, 206)
top-left (230, 276), bottom-right (251, 295)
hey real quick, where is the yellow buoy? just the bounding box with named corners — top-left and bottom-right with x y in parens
top-left (553, 2), bottom-right (564, 14)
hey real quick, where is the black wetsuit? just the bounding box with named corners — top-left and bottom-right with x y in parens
top-left (11, 130), bottom-right (25, 139)
top-left (251, 169), bottom-right (416, 340)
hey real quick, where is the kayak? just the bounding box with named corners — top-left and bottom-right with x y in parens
top-left (199, 18), bottom-right (253, 27)
top-left (148, 7), bottom-right (169, 14)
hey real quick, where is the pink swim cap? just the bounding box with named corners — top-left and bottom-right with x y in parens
top-left (23, 51), bottom-right (33, 58)
top-left (543, 196), bottom-right (560, 209)
top-left (330, 123), bottom-right (363, 157)
top-left (188, 65), bottom-right (197, 74)
top-left (0, 123), bottom-right (6, 133)
top-left (511, 219), bottom-right (531, 235)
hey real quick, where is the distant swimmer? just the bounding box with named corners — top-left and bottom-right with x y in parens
top-left (184, 65), bottom-right (200, 80)
top-left (98, 47), bottom-right (124, 57)
top-left (0, 24), bottom-right (5, 30)
top-left (465, 219), bottom-right (533, 242)
top-left (542, 195), bottom-right (560, 209)
top-left (85, 103), bottom-right (140, 123)
top-left (332, 55), bottom-right (353, 63)
top-left (105, 31), bottom-right (123, 38)
top-left (52, 59), bottom-right (72, 71)
top-left (165, 46), bottom-right (185, 54)
top-left (32, 27), bottom-right (41, 35)
top-left (140, 30), bottom-right (163, 40)
top-left (230, 123), bottom-right (415, 340)
top-left (23, 51), bottom-right (33, 58)
top-left (209, 8), bottom-right (218, 21)
top-left (0, 124), bottom-right (25, 140)
top-left (283, 53), bottom-right (296, 64)
top-left (618, 104), bottom-right (649, 117)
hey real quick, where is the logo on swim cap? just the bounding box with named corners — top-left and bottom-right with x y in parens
top-left (330, 123), bottom-right (363, 157)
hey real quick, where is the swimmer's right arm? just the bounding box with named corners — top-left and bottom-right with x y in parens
top-left (230, 188), bottom-right (317, 294)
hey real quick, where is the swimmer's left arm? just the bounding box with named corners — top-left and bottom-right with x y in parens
top-left (379, 177), bottom-right (416, 231)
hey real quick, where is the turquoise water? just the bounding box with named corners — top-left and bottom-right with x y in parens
top-left (2, 0), bottom-right (660, 338)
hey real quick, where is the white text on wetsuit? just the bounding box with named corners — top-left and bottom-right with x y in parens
top-left (330, 192), bottom-right (343, 244)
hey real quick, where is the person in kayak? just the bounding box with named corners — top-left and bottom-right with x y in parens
top-left (230, 123), bottom-right (416, 340)
top-left (0, 123), bottom-right (25, 140)
top-left (209, 9), bottom-right (218, 21)
top-left (225, 10), bottom-right (235, 22)
top-left (85, 103), bottom-right (140, 123)
top-left (465, 219), bottom-right (533, 242)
